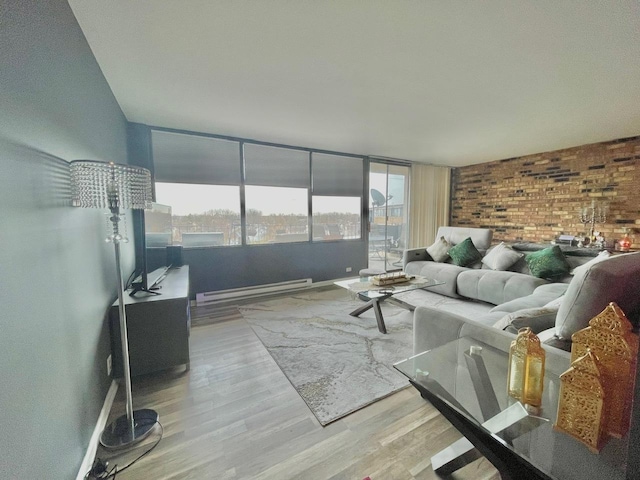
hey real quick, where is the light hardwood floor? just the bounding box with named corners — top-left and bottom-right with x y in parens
top-left (96, 303), bottom-right (498, 480)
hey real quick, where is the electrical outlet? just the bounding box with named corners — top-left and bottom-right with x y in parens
top-left (346, 267), bottom-right (352, 272)
top-left (106, 354), bottom-right (112, 376)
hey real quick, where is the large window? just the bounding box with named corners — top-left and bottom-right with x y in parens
top-left (152, 131), bottom-right (242, 247)
top-left (155, 183), bottom-right (241, 246)
top-left (312, 196), bottom-right (361, 241)
top-left (311, 153), bottom-right (363, 241)
top-left (151, 129), bottom-right (366, 247)
top-left (244, 144), bottom-right (310, 244)
top-left (245, 186), bottom-right (309, 244)
top-left (368, 162), bottom-right (410, 271)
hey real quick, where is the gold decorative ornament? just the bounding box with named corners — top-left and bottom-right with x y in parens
top-left (507, 327), bottom-right (546, 407)
top-left (554, 351), bottom-right (607, 453)
top-left (371, 272), bottom-right (414, 286)
top-left (571, 302), bottom-right (638, 438)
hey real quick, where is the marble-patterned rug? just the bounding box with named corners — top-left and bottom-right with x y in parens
top-left (239, 287), bottom-right (414, 425)
top-left (240, 287), bottom-right (492, 425)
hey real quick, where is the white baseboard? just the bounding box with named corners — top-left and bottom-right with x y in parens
top-left (76, 380), bottom-right (118, 480)
top-left (196, 278), bottom-right (312, 305)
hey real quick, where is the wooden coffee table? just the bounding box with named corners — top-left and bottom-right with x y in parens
top-left (334, 275), bottom-right (444, 333)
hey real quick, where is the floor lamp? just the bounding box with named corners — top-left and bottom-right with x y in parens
top-left (70, 160), bottom-right (159, 449)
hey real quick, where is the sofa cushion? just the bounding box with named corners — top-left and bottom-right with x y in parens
top-left (404, 260), bottom-right (467, 298)
top-left (493, 307), bottom-right (559, 334)
top-left (482, 242), bottom-right (524, 271)
top-left (525, 246), bottom-right (571, 279)
top-left (473, 311), bottom-right (509, 327)
top-left (435, 226), bottom-right (493, 254)
top-left (555, 252), bottom-right (640, 339)
top-left (426, 236), bottom-right (451, 262)
top-left (448, 237), bottom-right (482, 267)
top-left (490, 283), bottom-right (569, 313)
top-left (543, 295), bottom-right (565, 309)
top-left (457, 269), bottom-right (550, 306)
top-left (570, 249), bottom-right (611, 275)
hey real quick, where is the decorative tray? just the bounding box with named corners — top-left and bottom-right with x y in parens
top-left (372, 272), bottom-right (415, 286)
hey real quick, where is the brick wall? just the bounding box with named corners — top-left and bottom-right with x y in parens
top-left (451, 136), bottom-right (640, 249)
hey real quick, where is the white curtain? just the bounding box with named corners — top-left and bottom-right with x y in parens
top-left (408, 164), bottom-right (451, 248)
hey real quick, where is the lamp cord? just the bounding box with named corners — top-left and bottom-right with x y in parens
top-left (84, 420), bottom-right (163, 480)
top-left (124, 268), bottom-right (137, 291)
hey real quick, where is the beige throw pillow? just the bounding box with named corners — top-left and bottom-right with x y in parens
top-left (481, 242), bottom-right (523, 271)
top-left (426, 236), bottom-right (451, 262)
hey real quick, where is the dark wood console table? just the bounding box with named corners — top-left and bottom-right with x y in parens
top-left (110, 265), bottom-right (190, 377)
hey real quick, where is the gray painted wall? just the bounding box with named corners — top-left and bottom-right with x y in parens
top-left (147, 240), bottom-right (368, 297)
top-left (130, 123), bottom-right (370, 297)
top-left (0, 1), bottom-right (130, 478)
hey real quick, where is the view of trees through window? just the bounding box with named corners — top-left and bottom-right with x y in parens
top-left (155, 183), bottom-right (241, 246)
top-left (155, 184), bottom-right (362, 246)
top-left (312, 196), bottom-right (361, 241)
top-left (245, 186), bottom-right (309, 244)
top-left (151, 132), bottom-right (367, 247)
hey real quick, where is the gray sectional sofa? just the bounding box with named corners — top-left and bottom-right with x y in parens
top-left (402, 226), bottom-right (640, 355)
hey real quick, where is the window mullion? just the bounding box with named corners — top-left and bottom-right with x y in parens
top-left (240, 141), bottom-right (247, 246)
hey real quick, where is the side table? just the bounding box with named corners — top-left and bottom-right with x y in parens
top-left (394, 337), bottom-right (629, 480)
top-left (110, 265), bottom-right (191, 377)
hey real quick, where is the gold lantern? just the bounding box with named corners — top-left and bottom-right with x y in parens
top-left (571, 302), bottom-right (638, 438)
top-left (507, 327), bottom-right (546, 407)
top-left (554, 351), bottom-right (607, 453)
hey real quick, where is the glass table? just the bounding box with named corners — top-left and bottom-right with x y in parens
top-left (334, 275), bottom-right (444, 334)
top-left (394, 337), bottom-right (629, 480)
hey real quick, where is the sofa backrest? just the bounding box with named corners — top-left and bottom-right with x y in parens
top-left (435, 226), bottom-right (493, 253)
top-left (501, 247), bottom-right (600, 283)
top-left (555, 252), bottom-right (640, 339)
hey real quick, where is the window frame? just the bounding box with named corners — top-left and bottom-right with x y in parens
top-left (150, 127), bottom-right (385, 248)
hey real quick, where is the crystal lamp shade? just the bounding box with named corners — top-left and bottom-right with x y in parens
top-left (70, 160), bottom-right (152, 210)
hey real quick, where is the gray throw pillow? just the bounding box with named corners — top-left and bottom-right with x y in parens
top-left (426, 236), bottom-right (451, 262)
top-left (493, 307), bottom-right (559, 335)
top-left (482, 242), bottom-right (524, 271)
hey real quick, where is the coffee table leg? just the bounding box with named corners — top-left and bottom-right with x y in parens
top-left (349, 298), bottom-right (388, 334)
top-left (372, 298), bottom-right (387, 334)
top-left (350, 301), bottom-right (374, 317)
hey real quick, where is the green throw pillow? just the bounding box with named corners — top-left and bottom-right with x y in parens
top-left (525, 246), bottom-right (571, 279)
top-left (448, 237), bottom-right (482, 267)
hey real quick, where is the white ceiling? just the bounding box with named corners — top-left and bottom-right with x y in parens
top-left (68, 1), bottom-right (640, 166)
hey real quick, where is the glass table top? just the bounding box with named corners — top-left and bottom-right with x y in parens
top-left (394, 337), bottom-right (629, 480)
top-left (334, 275), bottom-right (445, 299)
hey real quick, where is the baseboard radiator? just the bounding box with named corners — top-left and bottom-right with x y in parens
top-left (196, 278), bottom-right (313, 306)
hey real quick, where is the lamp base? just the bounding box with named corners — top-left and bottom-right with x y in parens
top-left (100, 408), bottom-right (159, 450)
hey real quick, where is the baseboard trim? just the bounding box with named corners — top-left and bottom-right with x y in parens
top-left (192, 278), bottom-right (345, 310)
top-left (76, 380), bottom-right (118, 480)
top-left (196, 278), bottom-right (313, 305)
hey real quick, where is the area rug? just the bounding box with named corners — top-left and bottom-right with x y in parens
top-left (241, 286), bottom-right (493, 426)
top-left (239, 287), bottom-right (415, 425)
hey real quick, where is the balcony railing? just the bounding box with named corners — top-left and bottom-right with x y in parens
top-left (166, 220), bottom-right (362, 246)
